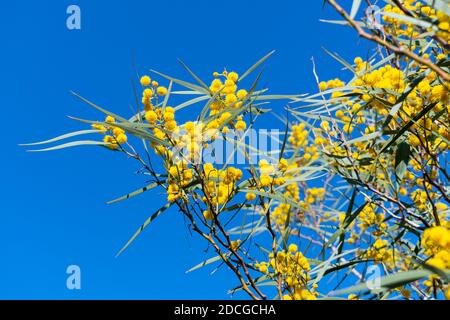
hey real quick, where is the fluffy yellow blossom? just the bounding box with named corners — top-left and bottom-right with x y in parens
top-left (157, 86), bottom-right (168, 96)
top-left (140, 75), bottom-right (151, 86)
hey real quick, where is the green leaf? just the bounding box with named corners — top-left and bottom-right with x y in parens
top-left (116, 203), bottom-right (172, 257)
top-left (323, 200), bottom-right (368, 251)
top-left (177, 59), bottom-right (210, 91)
top-left (332, 269), bottom-right (449, 295)
top-left (239, 50), bottom-right (275, 82)
top-left (381, 12), bottom-right (434, 29)
top-left (71, 91), bottom-right (128, 123)
top-left (323, 47), bottom-right (356, 73)
top-left (394, 141), bottom-right (411, 182)
top-left (350, 0), bottom-right (362, 19)
top-left (424, 0), bottom-right (450, 16)
top-left (20, 130), bottom-right (100, 146)
top-left (107, 182), bottom-right (159, 205)
top-left (380, 101), bottom-right (437, 153)
top-left (186, 255), bottom-right (225, 273)
top-left (174, 95), bottom-right (209, 111)
top-left (151, 70), bottom-right (208, 94)
top-left (27, 140), bottom-right (109, 152)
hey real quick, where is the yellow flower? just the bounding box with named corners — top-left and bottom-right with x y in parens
top-left (260, 175), bottom-right (272, 187)
top-left (237, 89), bottom-right (247, 99)
top-left (163, 112), bottom-right (175, 121)
top-left (335, 110), bottom-right (344, 118)
top-left (245, 192), bottom-right (256, 201)
top-left (140, 75), bottom-right (151, 86)
top-left (165, 120), bottom-right (177, 131)
top-left (343, 123), bottom-right (354, 134)
top-left (438, 21), bottom-right (449, 31)
top-left (103, 135), bottom-right (118, 150)
top-left (235, 120), bottom-right (247, 131)
top-left (113, 127), bottom-right (124, 137)
top-left (203, 210), bottom-right (214, 221)
top-left (227, 71), bottom-right (239, 82)
top-left (318, 81), bottom-right (327, 91)
top-left (354, 57), bottom-right (363, 65)
top-left (401, 289), bottom-right (411, 299)
top-left (92, 123), bottom-right (106, 134)
top-left (116, 133), bottom-right (127, 144)
top-left (145, 111), bottom-right (158, 123)
top-left (225, 94), bottom-right (237, 105)
top-left (157, 86), bottom-right (168, 96)
top-left (320, 120), bottom-right (330, 132)
top-left (143, 88), bottom-right (153, 98)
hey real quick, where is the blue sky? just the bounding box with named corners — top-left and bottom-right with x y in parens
top-left (1, 0), bottom-right (372, 299)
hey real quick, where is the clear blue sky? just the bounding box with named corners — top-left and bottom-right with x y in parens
top-left (1, 0), bottom-right (371, 299)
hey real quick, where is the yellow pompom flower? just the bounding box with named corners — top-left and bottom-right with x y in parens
top-left (318, 81), bottom-right (327, 91)
top-left (157, 86), bottom-right (168, 96)
top-left (227, 71), bottom-right (239, 82)
top-left (165, 120), bottom-right (177, 131)
top-left (236, 89), bottom-right (247, 99)
top-left (203, 210), bottom-right (214, 221)
top-left (145, 111), bottom-right (158, 123)
top-left (92, 123), bottom-right (107, 134)
top-left (113, 127), bottom-right (124, 137)
top-left (245, 192), bottom-right (256, 201)
top-left (235, 120), bottom-right (247, 131)
top-left (225, 94), bottom-right (237, 105)
top-left (105, 115), bottom-right (115, 123)
top-left (163, 112), bottom-right (175, 121)
top-left (143, 88), bottom-right (153, 98)
top-left (354, 57), bottom-right (363, 65)
top-left (288, 244), bottom-right (298, 253)
top-left (103, 135), bottom-right (118, 150)
top-left (320, 120), bottom-right (330, 132)
top-left (116, 133), bottom-right (128, 144)
top-left (140, 75), bottom-right (151, 86)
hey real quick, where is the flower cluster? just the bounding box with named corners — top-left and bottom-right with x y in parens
top-left (92, 115), bottom-right (128, 150)
top-left (256, 244), bottom-right (317, 300)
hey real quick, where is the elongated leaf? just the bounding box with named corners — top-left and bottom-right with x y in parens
top-left (20, 130), bottom-right (100, 146)
top-left (116, 203), bottom-right (172, 257)
top-left (350, 0), bottom-right (362, 19)
top-left (394, 141), bottom-right (410, 182)
top-left (382, 11), bottom-right (434, 29)
top-left (332, 269), bottom-right (450, 295)
top-left (151, 70), bottom-right (208, 94)
top-left (239, 50), bottom-right (275, 82)
top-left (178, 59), bottom-right (210, 91)
top-left (424, 0), bottom-right (450, 16)
top-left (71, 91), bottom-right (128, 123)
top-left (186, 255), bottom-right (224, 273)
top-left (380, 101), bottom-right (437, 153)
top-left (107, 182), bottom-right (159, 205)
top-left (174, 95), bottom-right (209, 111)
top-left (323, 47), bottom-right (356, 73)
top-left (27, 140), bottom-right (109, 152)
